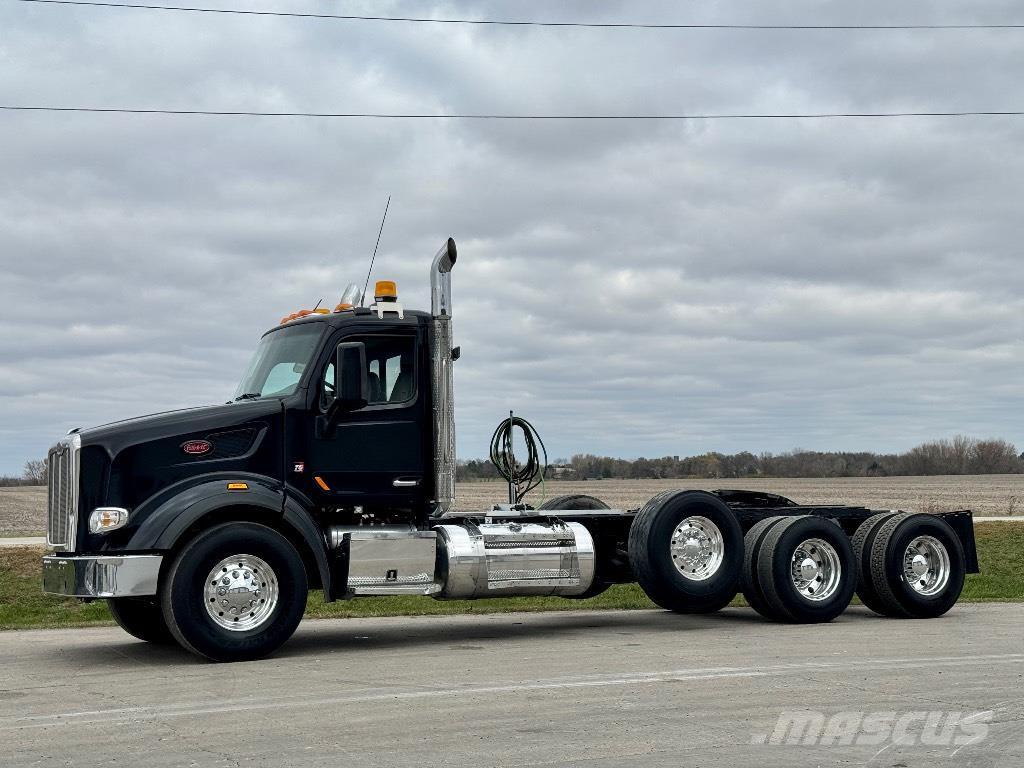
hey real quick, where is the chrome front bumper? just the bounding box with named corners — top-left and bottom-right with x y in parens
top-left (42, 554), bottom-right (163, 598)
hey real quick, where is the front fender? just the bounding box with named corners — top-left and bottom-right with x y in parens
top-left (125, 475), bottom-right (334, 600)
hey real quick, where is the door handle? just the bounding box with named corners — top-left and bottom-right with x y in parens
top-left (392, 478), bottom-right (420, 487)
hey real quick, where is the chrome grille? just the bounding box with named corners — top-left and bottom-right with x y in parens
top-left (46, 434), bottom-right (81, 551)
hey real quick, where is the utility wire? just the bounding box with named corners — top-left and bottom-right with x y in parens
top-left (11, 0), bottom-right (1024, 30)
top-left (1, 106), bottom-right (1023, 120)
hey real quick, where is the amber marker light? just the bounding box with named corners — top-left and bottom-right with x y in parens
top-left (314, 476), bottom-right (331, 491)
top-left (226, 482), bottom-right (249, 491)
top-left (374, 280), bottom-right (398, 301)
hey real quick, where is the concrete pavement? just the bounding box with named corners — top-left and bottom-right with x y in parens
top-left (0, 537), bottom-right (46, 548)
top-left (1, 604), bottom-right (1022, 767)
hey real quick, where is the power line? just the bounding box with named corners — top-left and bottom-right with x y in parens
top-left (11, 0), bottom-right (1024, 30)
top-left (2, 105), bottom-right (1023, 120)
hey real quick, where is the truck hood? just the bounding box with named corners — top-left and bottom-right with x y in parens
top-left (80, 399), bottom-right (283, 456)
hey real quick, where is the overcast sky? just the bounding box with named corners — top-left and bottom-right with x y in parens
top-left (1, 0), bottom-right (1022, 474)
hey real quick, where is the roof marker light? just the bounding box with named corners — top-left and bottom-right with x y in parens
top-left (374, 280), bottom-right (398, 301)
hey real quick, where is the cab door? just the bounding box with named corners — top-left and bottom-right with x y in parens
top-left (307, 330), bottom-right (427, 508)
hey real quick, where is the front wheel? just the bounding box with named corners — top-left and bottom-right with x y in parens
top-left (629, 490), bottom-right (743, 613)
top-left (160, 522), bottom-right (308, 662)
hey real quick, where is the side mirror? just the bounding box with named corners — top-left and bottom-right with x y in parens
top-left (331, 342), bottom-right (368, 414)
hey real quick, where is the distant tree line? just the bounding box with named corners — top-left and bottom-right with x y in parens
top-left (457, 436), bottom-right (1023, 481)
top-left (0, 459), bottom-right (47, 487)
top-left (3, 437), bottom-right (1021, 487)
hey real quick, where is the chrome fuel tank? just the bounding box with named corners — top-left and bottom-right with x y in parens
top-left (434, 520), bottom-right (596, 598)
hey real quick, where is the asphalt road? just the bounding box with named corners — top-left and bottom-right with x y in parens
top-left (2, 605), bottom-right (1022, 767)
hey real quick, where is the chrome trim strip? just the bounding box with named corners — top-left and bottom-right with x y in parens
top-left (41, 554), bottom-right (163, 598)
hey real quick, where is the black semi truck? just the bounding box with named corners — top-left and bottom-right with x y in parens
top-left (42, 239), bottom-right (978, 661)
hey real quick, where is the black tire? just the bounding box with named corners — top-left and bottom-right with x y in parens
top-left (867, 513), bottom-right (965, 619)
top-left (628, 490), bottom-right (743, 613)
top-left (852, 512), bottom-right (901, 615)
top-left (538, 494), bottom-right (609, 511)
top-left (108, 597), bottom-right (176, 644)
top-left (539, 494), bottom-right (612, 599)
top-left (741, 516), bottom-right (790, 620)
top-left (756, 516), bottom-right (856, 623)
top-left (160, 522), bottom-right (308, 662)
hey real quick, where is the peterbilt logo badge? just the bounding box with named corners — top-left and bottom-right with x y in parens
top-left (181, 440), bottom-right (213, 456)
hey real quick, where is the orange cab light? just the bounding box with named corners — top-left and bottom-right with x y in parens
top-left (279, 316), bottom-right (290, 325)
top-left (313, 475), bottom-right (331, 491)
top-left (313, 308), bottom-right (330, 315)
top-left (297, 309), bottom-right (313, 318)
top-left (374, 280), bottom-right (398, 300)
top-left (227, 482), bottom-right (249, 491)
top-left (334, 302), bottom-right (354, 312)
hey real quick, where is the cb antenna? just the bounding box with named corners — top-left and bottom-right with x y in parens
top-left (361, 195), bottom-right (391, 307)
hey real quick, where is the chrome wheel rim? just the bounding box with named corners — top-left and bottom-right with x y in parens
top-left (204, 554), bottom-right (279, 632)
top-left (670, 516), bottom-right (725, 581)
top-left (903, 535), bottom-right (950, 596)
top-left (790, 538), bottom-right (842, 602)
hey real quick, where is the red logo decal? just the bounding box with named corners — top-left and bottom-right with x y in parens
top-left (181, 439), bottom-right (213, 456)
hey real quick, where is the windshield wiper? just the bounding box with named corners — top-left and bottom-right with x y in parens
top-left (234, 392), bottom-right (263, 401)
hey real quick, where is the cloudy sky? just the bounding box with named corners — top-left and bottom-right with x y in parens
top-left (1, 0), bottom-right (1022, 474)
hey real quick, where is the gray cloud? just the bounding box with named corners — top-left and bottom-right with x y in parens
top-left (1, 0), bottom-right (1022, 473)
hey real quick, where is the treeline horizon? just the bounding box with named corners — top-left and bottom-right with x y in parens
top-left (2, 436), bottom-right (1021, 487)
top-left (457, 436), bottom-right (1024, 481)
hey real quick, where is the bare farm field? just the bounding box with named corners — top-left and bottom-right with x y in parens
top-left (455, 475), bottom-right (1024, 517)
top-left (3, 474), bottom-right (1021, 536)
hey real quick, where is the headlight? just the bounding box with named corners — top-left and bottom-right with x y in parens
top-left (89, 507), bottom-right (129, 534)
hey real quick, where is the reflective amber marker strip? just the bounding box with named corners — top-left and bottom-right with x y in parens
top-left (314, 476), bottom-right (331, 491)
top-left (226, 482), bottom-right (248, 491)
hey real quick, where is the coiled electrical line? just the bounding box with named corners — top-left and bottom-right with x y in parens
top-left (489, 413), bottom-right (548, 504)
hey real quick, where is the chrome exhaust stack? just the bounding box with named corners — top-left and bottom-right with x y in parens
top-left (430, 238), bottom-right (457, 515)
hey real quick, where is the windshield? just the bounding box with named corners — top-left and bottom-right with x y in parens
top-left (234, 323), bottom-right (325, 400)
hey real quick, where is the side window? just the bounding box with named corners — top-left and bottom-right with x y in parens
top-left (321, 362), bottom-right (335, 410)
top-left (321, 336), bottom-right (416, 409)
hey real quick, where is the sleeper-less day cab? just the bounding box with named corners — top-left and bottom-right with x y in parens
top-left (42, 240), bottom-right (979, 661)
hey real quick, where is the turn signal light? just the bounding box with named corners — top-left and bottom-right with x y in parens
top-left (314, 476), bottom-right (331, 491)
top-left (88, 507), bottom-right (129, 534)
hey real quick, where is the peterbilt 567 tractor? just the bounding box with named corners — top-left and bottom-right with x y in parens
top-left (42, 239), bottom-right (978, 662)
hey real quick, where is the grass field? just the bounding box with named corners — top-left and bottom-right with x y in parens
top-left (2, 522), bottom-right (1020, 631)
top-left (2, 475), bottom-right (1022, 536)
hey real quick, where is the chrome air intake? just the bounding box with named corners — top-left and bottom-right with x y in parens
top-left (434, 521), bottom-right (596, 598)
top-left (430, 238), bottom-right (457, 515)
